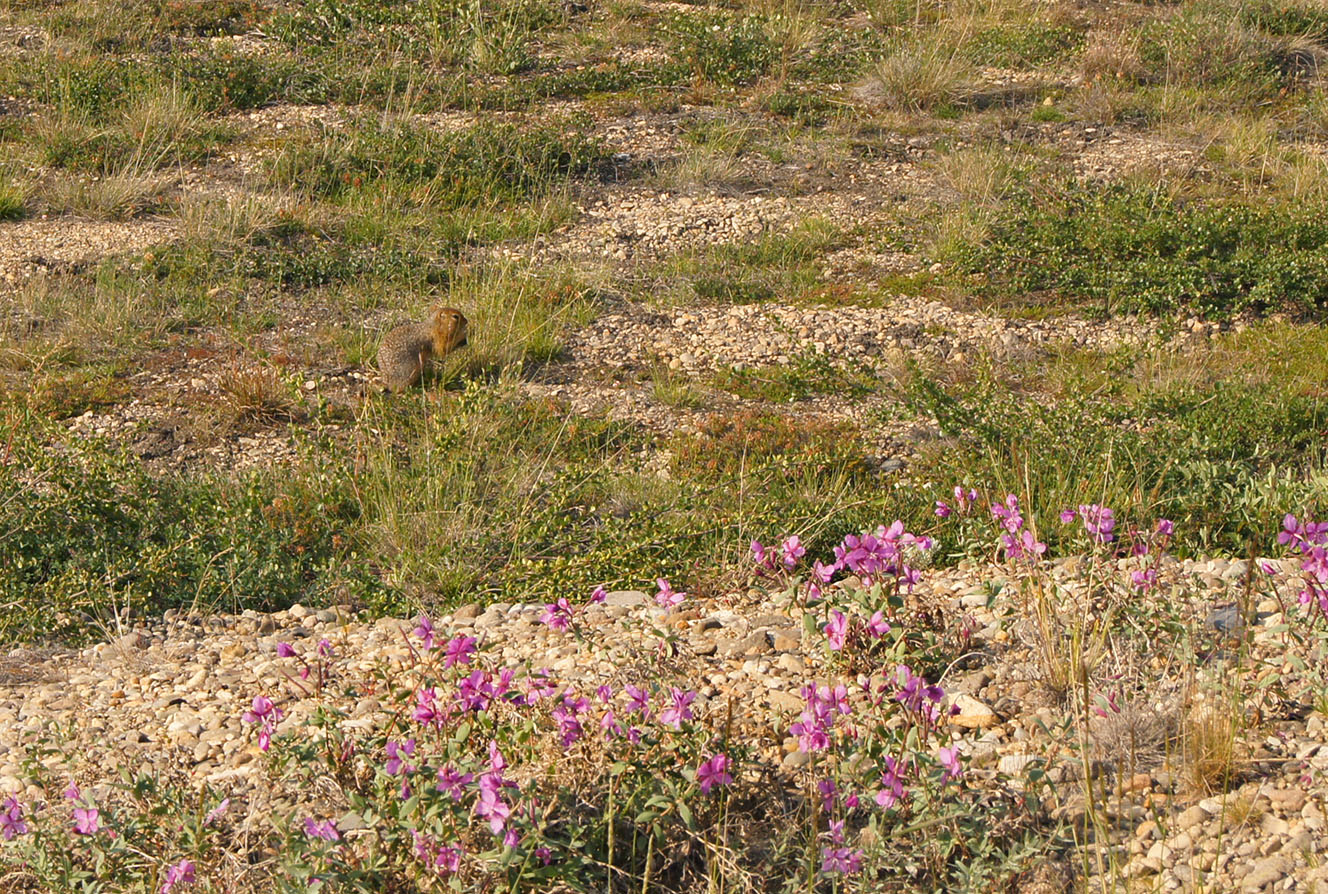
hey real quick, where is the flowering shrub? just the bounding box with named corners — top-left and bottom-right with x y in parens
top-left (11, 498), bottom-right (1324, 889)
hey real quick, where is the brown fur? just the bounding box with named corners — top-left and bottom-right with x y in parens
top-left (377, 306), bottom-right (469, 393)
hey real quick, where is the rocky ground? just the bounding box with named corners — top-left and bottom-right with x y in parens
top-left (2, 554), bottom-right (1325, 891)
top-left (0, 94), bottom-right (1241, 472)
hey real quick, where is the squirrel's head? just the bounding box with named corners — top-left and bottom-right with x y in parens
top-left (431, 306), bottom-right (469, 352)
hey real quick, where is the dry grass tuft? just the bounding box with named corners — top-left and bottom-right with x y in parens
top-left (861, 44), bottom-right (978, 112)
top-left (1182, 697), bottom-right (1249, 795)
top-left (37, 167), bottom-right (171, 220)
top-left (217, 361), bottom-right (298, 424)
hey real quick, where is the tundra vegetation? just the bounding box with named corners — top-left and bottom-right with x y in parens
top-left (0, 0), bottom-right (1327, 889)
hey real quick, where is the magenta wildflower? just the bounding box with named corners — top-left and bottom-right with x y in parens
top-left (590, 585), bottom-right (607, 604)
top-left (317, 638), bottom-right (333, 657)
top-left (476, 783), bottom-right (513, 835)
top-left (820, 846), bottom-right (863, 876)
top-left (413, 615), bottom-right (435, 650)
top-left (895, 665), bottom-right (944, 721)
top-left (1156, 518), bottom-right (1174, 537)
top-left (817, 778), bottom-right (837, 812)
top-left (241, 695), bottom-right (282, 752)
top-left (1131, 568), bottom-right (1158, 591)
top-left (385, 739), bottom-right (417, 776)
top-left (938, 746), bottom-right (962, 782)
top-left (696, 753), bottom-right (733, 794)
top-left (751, 540), bottom-right (770, 567)
top-left (1078, 504), bottom-right (1116, 543)
top-left (781, 535), bottom-right (806, 568)
top-left (436, 765), bottom-right (473, 800)
top-left (535, 846), bottom-right (552, 865)
top-left (160, 859), bottom-right (195, 893)
top-left (991, 495), bottom-right (1024, 533)
top-left (812, 560), bottom-right (836, 584)
top-left (935, 500), bottom-right (952, 518)
top-left (790, 683), bottom-right (851, 753)
top-left (866, 610), bottom-right (891, 638)
top-left (276, 642), bottom-right (296, 658)
top-left (413, 686), bottom-right (443, 726)
top-left (624, 684), bottom-right (651, 718)
top-left (551, 698), bottom-right (586, 746)
top-left (304, 818), bottom-right (341, 841)
top-left (456, 669), bottom-right (497, 712)
top-left (824, 610), bottom-right (848, 651)
top-left (444, 635), bottom-right (477, 668)
top-left (242, 695), bottom-right (277, 724)
top-left (62, 782), bottom-right (80, 802)
top-left (600, 708), bottom-right (624, 740)
top-left (658, 687), bottom-right (696, 729)
top-left (875, 755), bottom-right (904, 808)
top-left (953, 486), bottom-right (978, 513)
top-left (1059, 508), bottom-right (1076, 524)
top-left (655, 578), bottom-right (685, 609)
top-left (541, 598), bottom-right (574, 631)
top-left (72, 807), bottom-right (100, 835)
top-left (204, 798), bottom-right (229, 826)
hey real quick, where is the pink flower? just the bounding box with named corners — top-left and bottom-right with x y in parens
top-left (938, 746), bottom-right (962, 782)
top-left (385, 739), bottom-right (417, 776)
top-left (276, 642), bottom-right (296, 658)
top-left (820, 846), bottom-right (863, 875)
top-left (658, 688), bottom-right (696, 728)
top-left (413, 615), bottom-right (435, 650)
top-left (73, 807), bottom-right (100, 835)
top-left (624, 684), bottom-right (651, 718)
top-left (541, 598), bottom-right (574, 631)
top-left (589, 585), bottom-right (607, 604)
top-left (655, 579), bottom-right (685, 609)
top-left (303, 817), bottom-right (341, 841)
top-left (241, 696), bottom-right (282, 752)
top-left (1156, 518), bottom-right (1174, 537)
top-left (2, 797), bottom-right (29, 840)
top-left (160, 859), bottom-right (195, 893)
top-left (62, 782), bottom-right (80, 802)
top-left (935, 501), bottom-right (952, 518)
top-left (866, 610), bottom-right (890, 638)
top-left (204, 798), bottom-right (229, 826)
top-left (436, 765), bottom-right (473, 800)
top-left (824, 610), bottom-right (848, 651)
top-left (696, 753), bottom-right (733, 794)
top-left (781, 535), bottom-right (806, 568)
top-left (875, 755), bottom-right (904, 808)
top-left (1131, 568), bottom-right (1158, 591)
top-left (444, 635), bottom-right (478, 668)
top-left (751, 540), bottom-right (770, 567)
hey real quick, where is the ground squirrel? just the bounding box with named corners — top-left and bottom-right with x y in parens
top-left (377, 306), bottom-right (469, 393)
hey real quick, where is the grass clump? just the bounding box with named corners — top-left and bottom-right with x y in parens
top-left (0, 176), bottom-right (28, 220)
top-left (267, 117), bottom-right (604, 208)
top-left (946, 181), bottom-right (1328, 319)
top-left (864, 42), bottom-right (978, 113)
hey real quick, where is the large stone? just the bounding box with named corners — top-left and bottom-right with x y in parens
top-left (949, 694), bottom-right (999, 729)
top-left (604, 590), bottom-right (648, 607)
